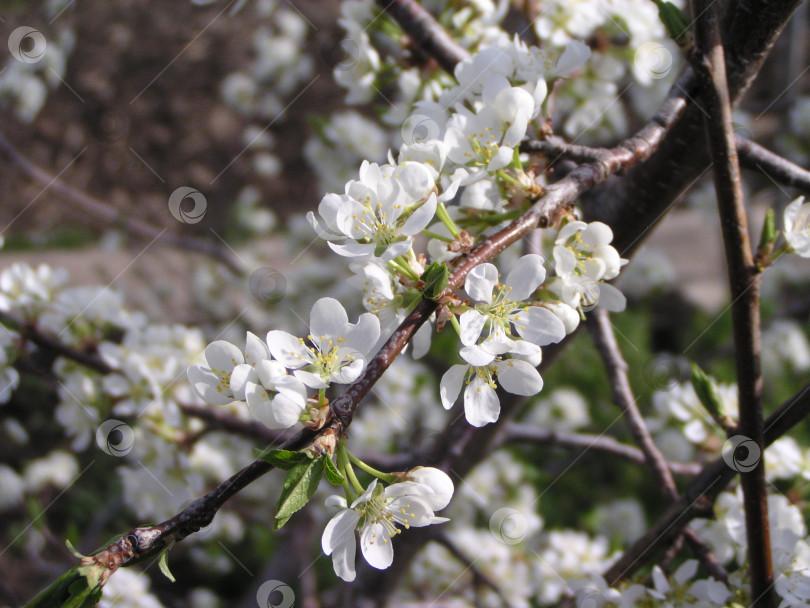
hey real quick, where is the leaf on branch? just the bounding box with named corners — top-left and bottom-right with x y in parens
top-left (157, 542), bottom-right (176, 583)
top-left (274, 456), bottom-right (325, 530)
top-left (420, 262), bottom-right (450, 300)
top-left (323, 455), bottom-right (345, 486)
top-left (258, 448), bottom-right (309, 470)
top-left (23, 567), bottom-right (103, 608)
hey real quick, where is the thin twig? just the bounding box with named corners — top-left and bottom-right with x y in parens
top-left (375, 0), bottom-right (469, 73)
top-left (500, 424), bottom-right (700, 477)
top-left (691, 2), bottom-right (773, 604)
top-left (0, 132), bottom-right (243, 274)
top-left (602, 381), bottom-right (810, 586)
top-left (0, 310), bottom-right (112, 374)
top-left (587, 308), bottom-right (727, 582)
top-left (736, 136), bottom-right (810, 193)
top-left (525, 134), bottom-right (810, 196)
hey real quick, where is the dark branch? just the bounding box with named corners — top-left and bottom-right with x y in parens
top-left (736, 135), bottom-right (810, 193)
top-left (375, 0), bottom-right (469, 73)
top-left (691, 1), bottom-right (773, 603)
top-left (500, 423), bottom-right (700, 477)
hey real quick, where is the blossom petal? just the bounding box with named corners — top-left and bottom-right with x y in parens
top-left (460, 344), bottom-right (496, 366)
top-left (465, 263), bottom-right (498, 303)
top-left (596, 283), bottom-right (626, 312)
top-left (204, 340), bottom-right (243, 372)
top-left (505, 254), bottom-right (546, 301)
top-left (400, 193), bottom-right (437, 236)
top-left (360, 522), bottom-right (394, 569)
top-left (513, 306), bottom-right (566, 345)
top-left (266, 330), bottom-right (310, 369)
top-left (187, 365), bottom-right (233, 405)
top-left (311, 298), bottom-right (349, 342)
top-left (459, 309), bottom-right (487, 346)
top-left (322, 509), bottom-right (360, 582)
top-left (440, 364), bottom-right (467, 409)
top-left (463, 375), bottom-right (500, 427)
top-left (496, 359), bottom-right (543, 396)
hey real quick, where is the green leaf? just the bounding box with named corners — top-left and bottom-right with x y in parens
top-left (420, 262), bottom-right (450, 300)
top-left (653, 0), bottom-right (689, 41)
top-left (24, 567), bottom-right (102, 608)
top-left (274, 456), bottom-right (325, 530)
top-left (691, 363), bottom-right (733, 431)
top-left (323, 456), bottom-right (345, 486)
top-left (258, 448), bottom-right (309, 470)
top-left (157, 543), bottom-right (176, 583)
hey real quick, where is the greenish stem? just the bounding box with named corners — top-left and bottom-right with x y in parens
top-left (421, 229), bottom-right (454, 242)
top-left (436, 202), bottom-right (461, 238)
top-left (347, 451), bottom-right (398, 484)
top-left (337, 440), bottom-right (361, 500)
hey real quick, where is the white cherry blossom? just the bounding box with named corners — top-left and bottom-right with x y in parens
top-left (784, 196), bottom-right (810, 257)
top-left (322, 478), bottom-right (451, 582)
top-left (460, 255), bottom-right (565, 350)
top-left (267, 297), bottom-right (380, 388)
top-left (440, 343), bottom-right (544, 427)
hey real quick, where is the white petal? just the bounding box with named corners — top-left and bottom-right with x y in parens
top-left (244, 331), bottom-right (269, 364)
top-left (187, 366), bottom-right (233, 405)
top-left (400, 193), bottom-right (437, 236)
top-left (554, 40), bottom-right (591, 77)
top-left (255, 359), bottom-right (288, 387)
top-left (322, 509), bottom-right (359, 554)
top-left (440, 364), bottom-right (467, 409)
top-left (505, 254), bottom-right (546, 300)
top-left (596, 283), bottom-right (626, 312)
top-left (205, 340), bottom-right (243, 372)
top-left (229, 363), bottom-right (256, 401)
top-left (328, 241), bottom-right (376, 258)
top-left (407, 467), bottom-right (454, 511)
top-left (465, 263), bottom-right (497, 303)
top-left (294, 369), bottom-right (329, 389)
top-left (581, 221), bottom-right (613, 247)
top-left (487, 145), bottom-right (514, 171)
top-left (266, 330), bottom-right (310, 369)
top-left (331, 354), bottom-right (366, 384)
top-left (463, 376), bottom-right (500, 427)
top-left (513, 306), bottom-right (566, 345)
top-left (360, 522), bottom-right (394, 569)
top-left (496, 359), bottom-right (543, 396)
top-left (460, 344), bottom-right (496, 366)
top-left (459, 310), bottom-right (487, 346)
top-left (311, 298), bottom-right (349, 342)
top-left (411, 320), bottom-right (433, 359)
top-left (344, 312), bottom-right (381, 356)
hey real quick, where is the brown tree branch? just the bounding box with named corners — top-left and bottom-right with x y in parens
top-left (587, 307), bottom-right (727, 582)
top-left (375, 0), bottom-right (470, 73)
top-left (691, 2), bottom-right (773, 604)
top-left (0, 131), bottom-right (243, 275)
top-left (500, 423), bottom-right (700, 477)
top-left (525, 134), bottom-right (810, 195)
top-left (602, 380), bottom-right (810, 586)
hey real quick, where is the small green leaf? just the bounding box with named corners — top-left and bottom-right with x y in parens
top-left (158, 543), bottom-right (176, 583)
top-left (323, 456), bottom-right (345, 486)
top-left (258, 448), bottom-right (309, 470)
top-left (275, 456), bottom-right (325, 529)
top-left (420, 262), bottom-right (450, 300)
top-left (653, 0), bottom-right (689, 41)
top-left (691, 363), bottom-right (734, 431)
